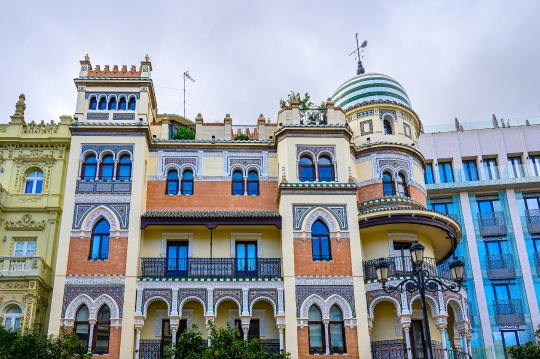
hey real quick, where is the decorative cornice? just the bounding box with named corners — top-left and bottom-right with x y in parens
top-left (65, 276), bottom-right (126, 285)
top-left (295, 277), bottom-right (354, 286)
top-left (5, 214), bottom-right (45, 231)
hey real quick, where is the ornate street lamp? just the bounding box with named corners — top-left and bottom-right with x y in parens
top-left (375, 240), bottom-right (465, 359)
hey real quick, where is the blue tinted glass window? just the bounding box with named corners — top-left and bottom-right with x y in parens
top-left (463, 160), bottom-right (479, 181)
top-left (483, 159), bottom-right (499, 180)
top-left (312, 220), bottom-right (330, 260)
top-left (438, 162), bottom-right (454, 183)
top-left (100, 155), bottom-right (114, 180)
top-left (90, 219), bottom-right (110, 260)
top-left (432, 203), bottom-right (448, 214)
top-left (83, 155), bottom-right (97, 180)
top-left (424, 164), bottom-right (434, 184)
top-left (98, 97), bottom-right (107, 110)
top-left (382, 172), bottom-right (394, 195)
top-left (118, 97), bottom-right (127, 110)
top-left (128, 97), bottom-right (136, 110)
top-left (108, 97), bottom-right (117, 110)
top-left (318, 157), bottom-right (333, 182)
top-left (299, 156), bottom-right (314, 181)
top-left (166, 170), bottom-right (179, 194)
top-left (89, 97), bottom-right (97, 110)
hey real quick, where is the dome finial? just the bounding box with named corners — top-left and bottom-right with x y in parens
top-left (349, 34), bottom-right (367, 75)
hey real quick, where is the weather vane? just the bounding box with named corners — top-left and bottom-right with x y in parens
top-left (349, 34), bottom-right (367, 75)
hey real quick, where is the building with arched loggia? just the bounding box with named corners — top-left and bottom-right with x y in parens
top-left (45, 55), bottom-right (475, 359)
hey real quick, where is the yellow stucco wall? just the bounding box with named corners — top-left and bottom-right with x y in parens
top-left (202, 157), bottom-right (224, 176)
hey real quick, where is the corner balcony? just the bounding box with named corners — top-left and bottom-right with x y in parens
top-left (76, 179), bottom-right (132, 194)
top-left (363, 256), bottom-right (458, 282)
top-left (140, 257), bottom-right (281, 279)
top-left (526, 209), bottom-right (540, 234)
top-left (494, 299), bottom-right (525, 326)
top-left (486, 254), bottom-right (515, 280)
top-left (478, 211), bottom-right (507, 236)
top-left (0, 256), bottom-right (52, 284)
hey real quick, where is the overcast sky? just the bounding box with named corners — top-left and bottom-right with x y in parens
top-left (1, 1), bottom-right (539, 126)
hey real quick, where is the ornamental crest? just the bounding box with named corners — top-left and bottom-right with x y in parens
top-left (6, 214), bottom-right (45, 231)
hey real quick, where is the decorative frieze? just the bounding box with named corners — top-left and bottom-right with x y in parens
top-left (5, 214), bottom-right (45, 231)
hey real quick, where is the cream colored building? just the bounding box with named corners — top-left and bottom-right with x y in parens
top-left (48, 56), bottom-right (469, 359)
top-left (0, 94), bottom-right (71, 334)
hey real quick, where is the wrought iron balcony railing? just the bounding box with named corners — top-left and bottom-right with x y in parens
top-left (494, 299), bottom-right (525, 325)
top-left (363, 256), bottom-right (456, 281)
top-left (76, 180), bottom-right (132, 194)
top-left (299, 108), bottom-right (327, 125)
top-left (371, 345), bottom-right (470, 359)
top-left (477, 211), bottom-right (507, 236)
top-left (140, 257), bottom-right (281, 278)
top-left (526, 209), bottom-right (540, 234)
top-left (486, 254), bottom-right (516, 279)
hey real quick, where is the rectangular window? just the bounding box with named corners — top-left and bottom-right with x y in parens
top-left (166, 242), bottom-right (189, 277)
top-left (483, 158), bottom-right (499, 180)
top-left (424, 163), bottom-right (435, 184)
top-left (235, 319), bottom-right (260, 341)
top-left (13, 241), bottom-right (36, 256)
top-left (236, 242), bottom-right (257, 277)
top-left (508, 157), bottom-right (524, 178)
top-left (432, 203), bottom-right (449, 214)
top-left (438, 162), bottom-right (454, 183)
top-left (463, 160), bottom-right (479, 181)
top-left (531, 155), bottom-right (540, 176)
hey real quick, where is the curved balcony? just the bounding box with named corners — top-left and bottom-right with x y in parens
top-left (363, 256), bottom-right (458, 282)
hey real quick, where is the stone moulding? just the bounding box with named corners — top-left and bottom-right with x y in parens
top-left (5, 214), bottom-right (45, 231)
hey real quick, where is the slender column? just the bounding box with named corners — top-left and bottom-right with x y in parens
top-left (277, 288), bottom-right (285, 316)
top-left (323, 320), bottom-right (330, 355)
top-left (241, 316), bottom-right (251, 341)
top-left (403, 325), bottom-right (413, 359)
top-left (243, 176), bottom-right (248, 195)
top-left (278, 325), bottom-right (284, 352)
top-left (438, 325), bottom-right (449, 359)
top-left (205, 316), bottom-right (214, 346)
top-left (88, 319), bottom-right (96, 349)
top-left (134, 328), bottom-right (141, 359)
top-left (460, 332), bottom-right (469, 356)
top-left (171, 326), bottom-right (178, 343)
top-left (113, 160), bottom-right (118, 179)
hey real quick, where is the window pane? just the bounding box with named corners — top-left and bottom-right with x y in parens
top-left (35, 180), bottom-right (43, 194)
top-left (232, 171), bottom-right (243, 180)
top-left (247, 171), bottom-right (258, 180)
top-left (183, 171), bottom-right (194, 180)
top-left (27, 242), bottom-right (36, 256)
top-left (232, 182), bottom-right (243, 192)
top-left (300, 166), bottom-right (314, 181)
top-left (25, 180), bottom-right (34, 194)
top-left (14, 318), bottom-right (20, 331)
top-left (502, 331), bottom-right (519, 347)
top-left (312, 236), bottom-right (321, 258)
top-left (309, 324), bottom-right (323, 350)
top-left (425, 164), bottom-right (434, 184)
top-left (432, 203), bottom-right (448, 214)
top-left (319, 167), bottom-right (333, 181)
top-left (119, 165), bottom-right (131, 178)
top-left (100, 235), bottom-right (109, 258)
top-left (329, 306), bottom-right (343, 321)
top-left (91, 235), bottom-right (101, 257)
top-left (4, 318), bottom-right (12, 329)
top-left (95, 323), bottom-right (110, 352)
top-left (321, 235), bottom-right (330, 258)
top-left (309, 306), bottom-right (322, 321)
top-left (330, 323), bottom-right (344, 350)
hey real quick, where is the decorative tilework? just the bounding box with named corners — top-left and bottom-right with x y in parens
top-left (292, 204), bottom-right (348, 230)
top-left (403, 123), bottom-right (412, 139)
top-left (85, 92), bottom-right (140, 100)
top-left (72, 203), bottom-right (130, 230)
top-left (62, 285), bottom-right (124, 317)
top-left (248, 289), bottom-right (278, 311)
top-left (366, 289), bottom-right (401, 311)
top-left (164, 157), bottom-right (197, 167)
top-left (379, 109), bottom-right (396, 119)
top-left (139, 340), bottom-right (160, 359)
top-left (229, 158), bottom-right (262, 167)
top-left (296, 285), bottom-right (355, 316)
top-left (346, 110), bottom-right (374, 123)
top-left (296, 146), bottom-right (336, 158)
top-left (177, 289), bottom-right (207, 309)
top-left (86, 113), bottom-right (109, 120)
top-left (360, 120), bottom-right (374, 136)
top-left (143, 289), bottom-right (172, 307)
top-left (113, 113), bottom-right (135, 121)
top-left (214, 289), bottom-right (242, 310)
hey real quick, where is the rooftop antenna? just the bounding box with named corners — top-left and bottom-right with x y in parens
top-left (349, 34), bottom-right (367, 75)
top-left (183, 71), bottom-right (195, 118)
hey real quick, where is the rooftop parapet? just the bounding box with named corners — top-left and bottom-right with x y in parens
top-left (78, 54), bottom-right (153, 78)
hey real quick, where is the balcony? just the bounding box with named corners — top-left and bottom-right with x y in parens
top-left (0, 256), bottom-right (52, 284)
top-left (486, 254), bottom-right (515, 279)
top-left (494, 299), bottom-right (525, 325)
top-left (526, 209), bottom-right (540, 234)
top-left (76, 179), bottom-right (132, 194)
top-left (363, 256), bottom-right (456, 281)
top-left (140, 257), bottom-right (281, 278)
top-left (426, 164), bottom-right (540, 194)
top-left (371, 344), bottom-right (470, 359)
top-left (478, 211), bottom-right (507, 236)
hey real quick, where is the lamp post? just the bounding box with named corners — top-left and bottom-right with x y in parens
top-left (375, 241), bottom-right (465, 359)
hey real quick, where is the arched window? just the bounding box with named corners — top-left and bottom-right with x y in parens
top-left (118, 97), bottom-right (127, 110)
top-left (312, 220), bottom-right (331, 261)
top-left (99, 154), bottom-right (114, 181)
top-left (318, 156), bottom-right (334, 182)
top-left (383, 119), bottom-right (393, 135)
top-left (108, 96), bottom-right (117, 110)
top-left (89, 97), bottom-right (97, 110)
top-left (396, 172), bottom-right (409, 197)
top-left (75, 305), bottom-right (90, 345)
top-left (329, 305), bottom-right (346, 354)
top-left (90, 219), bottom-right (110, 260)
top-left (166, 170), bottom-right (179, 195)
top-left (98, 97), bottom-right (107, 111)
top-left (3, 305), bottom-right (22, 331)
top-left (25, 170), bottom-right (43, 194)
top-left (128, 97), bottom-right (136, 111)
top-left (232, 170), bottom-right (244, 195)
top-left (382, 171), bottom-right (395, 196)
top-left (82, 154), bottom-right (97, 180)
top-left (116, 154), bottom-right (132, 180)
top-left (94, 305), bottom-right (111, 354)
top-left (308, 305), bottom-right (324, 354)
top-left (181, 169), bottom-right (194, 195)
top-left (299, 156), bottom-right (315, 181)
top-left (247, 170), bottom-right (259, 195)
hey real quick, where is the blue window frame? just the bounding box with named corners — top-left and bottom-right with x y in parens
top-left (463, 160), bottom-right (479, 181)
top-left (432, 203), bottom-right (449, 214)
top-left (181, 170), bottom-right (194, 195)
top-left (24, 170), bottom-right (43, 194)
top-left (311, 220), bottom-right (331, 261)
top-left (128, 97), bottom-right (136, 111)
top-left (82, 155), bottom-right (97, 180)
top-left (98, 97), bottom-right (107, 110)
top-left (424, 164), bottom-right (434, 184)
top-left (318, 156), bottom-right (334, 182)
top-left (236, 242), bottom-right (257, 277)
top-left (232, 170), bottom-right (244, 195)
top-left (299, 156), bottom-right (315, 181)
top-left (108, 97), bottom-right (117, 110)
top-left (508, 157), bottom-right (524, 178)
top-left (247, 170), bottom-right (259, 195)
top-left (118, 97), bottom-right (127, 110)
top-left (166, 170), bottom-right (179, 195)
top-left (90, 219), bottom-right (110, 260)
top-left (116, 155), bottom-right (131, 180)
top-left (166, 241), bottom-right (188, 276)
top-left (99, 155), bottom-right (114, 180)
top-left (483, 158), bottom-right (499, 180)
top-left (89, 97), bottom-right (97, 110)
top-left (438, 162), bottom-right (454, 183)
top-left (382, 172), bottom-right (394, 196)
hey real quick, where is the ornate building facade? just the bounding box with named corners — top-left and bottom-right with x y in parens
top-left (46, 56), bottom-right (469, 359)
top-left (0, 95), bottom-right (71, 334)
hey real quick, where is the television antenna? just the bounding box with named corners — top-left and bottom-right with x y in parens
top-left (348, 34), bottom-right (367, 75)
top-left (183, 71), bottom-right (195, 118)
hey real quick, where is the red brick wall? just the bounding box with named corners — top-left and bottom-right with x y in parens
top-left (60, 327), bottom-right (121, 358)
top-left (409, 185), bottom-right (426, 206)
top-left (357, 183), bottom-right (383, 203)
top-left (146, 180), bottom-right (279, 210)
top-left (297, 326), bottom-right (359, 359)
top-left (66, 236), bottom-right (127, 275)
top-left (293, 238), bottom-right (352, 276)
